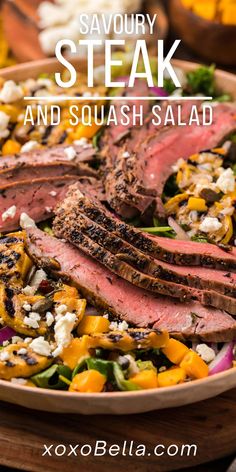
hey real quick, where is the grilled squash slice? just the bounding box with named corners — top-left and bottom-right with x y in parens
top-left (0, 342), bottom-right (52, 380)
top-left (0, 231), bottom-right (32, 287)
top-left (0, 285), bottom-right (51, 337)
top-left (87, 329), bottom-right (169, 351)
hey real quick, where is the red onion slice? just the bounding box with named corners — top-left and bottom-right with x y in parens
top-left (209, 342), bottom-right (234, 375)
top-left (168, 217), bottom-right (190, 241)
top-left (0, 326), bottom-right (16, 345)
top-left (150, 86), bottom-right (169, 98)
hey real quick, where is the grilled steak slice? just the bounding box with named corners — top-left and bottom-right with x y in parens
top-left (0, 161), bottom-right (96, 186)
top-left (60, 185), bottom-right (236, 272)
top-left (53, 194), bottom-right (236, 315)
top-left (26, 227), bottom-right (236, 342)
top-left (0, 143), bottom-right (95, 170)
top-left (54, 203), bottom-right (236, 298)
top-left (103, 103), bottom-right (236, 219)
top-left (0, 176), bottom-right (100, 232)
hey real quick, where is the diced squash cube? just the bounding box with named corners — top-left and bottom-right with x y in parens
top-left (180, 350), bottom-right (209, 379)
top-left (181, 0), bottom-right (195, 8)
top-left (2, 139), bottom-right (21, 155)
top-left (131, 369), bottom-right (159, 389)
top-left (54, 284), bottom-right (79, 301)
top-left (60, 336), bottom-right (91, 369)
top-left (222, 5), bottom-right (236, 24)
top-left (158, 367), bottom-right (187, 387)
top-left (70, 121), bottom-right (102, 141)
top-left (187, 197), bottom-right (207, 212)
top-left (162, 338), bottom-right (189, 364)
top-left (77, 315), bottom-right (110, 335)
top-left (69, 370), bottom-right (106, 393)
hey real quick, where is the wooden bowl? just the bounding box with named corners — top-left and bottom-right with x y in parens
top-left (0, 57), bottom-right (235, 414)
top-left (1, 0), bottom-right (168, 63)
top-left (170, 0), bottom-right (236, 66)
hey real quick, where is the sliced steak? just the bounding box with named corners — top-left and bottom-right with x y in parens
top-left (26, 227), bottom-right (236, 342)
top-left (0, 176), bottom-right (99, 232)
top-left (0, 143), bottom-right (95, 170)
top-left (103, 102), bottom-right (236, 219)
top-left (54, 200), bottom-right (236, 298)
top-left (61, 185), bottom-right (236, 272)
top-left (0, 161), bottom-right (96, 186)
top-left (53, 191), bottom-right (236, 315)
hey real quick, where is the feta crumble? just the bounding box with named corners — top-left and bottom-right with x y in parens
top-left (109, 320), bottom-right (129, 331)
top-left (46, 311), bottom-right (54, 327)
top-left (20, 140), bottom-right (39, 153)
top-left (64, 146), bottom-right (76, 161)
top-left (30, 337), bottom-right (52, 357)
top-left (17, 348), bottom-right (27, 356)
top-left (0, 80), bottom-right (23, 103)
top-left (216, 168), bottom-right (235, 194)
top-left (20, 213), bottom-right (36, 229)
top-left (0, 351), bottom-right (10, 361)
top-left (30, 269), bottom-right (47, 291)
top-left (23, 312), bottom-right (41, 329)
top-left (122, 151), bottom-right (130, 158)
top-left (52, 312), bottom-right (77, 357)
top-left (196, 344), bottom-right (216, 363)
top-left (22, 302), bottom-right (31, 312)
top-left (1, 205), bottom-right (17, 222)
top-left (199, 217), bottom-right (222, 233)
top-left (0, 110), bottom-right (10, 139)
top-left (11, 336), bottom-right (23, 344)
top-left (55, 304), bottom-right (67, 317)
top-left (22, 285), bottom-right (36, 296)
top-left (49, 190), bottom-right (57, 197)
top-left (10, 378), bottom-right (27, 385)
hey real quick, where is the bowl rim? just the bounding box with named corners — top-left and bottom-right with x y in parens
top-left (0, 56), bottom-right (235, 405)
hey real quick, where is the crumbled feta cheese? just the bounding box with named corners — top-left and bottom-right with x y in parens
top-left (22, 285), bottom-right (36, 296)
top-left (55, 304), bottom-right (67, 317)
top-left (22, 302), bottom-right (31, 312)
top-left (73, 137), bottom-right (91, 148)
top-left (216, 168), bottom-right (235, 194)
top-left (109, 320), bottom-right (129, 331)
top-left (37, 78), bottom-right (53, 88)
top-left (159, 366), bottom-right (167, 372)
top-left (199, 217), bottom-right (222, 233)
top-left (2, 340), bottom-right (9, 347)
top-left (46, 311), bottom-right (54, 327)
top-left (20, 140), bottom-right (39, 153)
top-left (0, 351), bottom-right (10, 361)
top-left (196, 344), bottom-right (216, 363)
top-left (24, 312), bottom-right (41, 329)
top-left (30, 269), bottom-right (47, 290)
top-left (52, 312), bottom-right (77, 357)
top-left (64, 146), bottom-right (76, 161)
top-left (30, 337), bottom-right (52, 357)
top-left (0, 80), bottom-right (23, 103)
top-left (103, 313), bottom-right (109, 319)
top-left (124, 354), bottom-right (139, 375)
top-left (122, 151), bottom-right (130, 158)
top-left (17, 348), bottom-right (27, 356)
top-left (189, 211), bottom-right (198, 223)
top-left (10, 378), bottom-right (27, 385)
top-left (45, 206), bottom-right (52, 213)
top-left (49, 190), bottom-right (57, 197)
top-left (24, 337), bottom-right (32, 343)
top-left (11, 336), bottom-right (23, 344)
top-left (0, 110), bottom-right (10, 139)
top-left (82, 91), bottom-right (92, 98)
top-left (1, 205), bottom-right (17, 222)
top-left (20, 213), bottom-right (36, 229)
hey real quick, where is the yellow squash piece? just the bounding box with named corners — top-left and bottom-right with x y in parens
top-left (77, 315), bottom-right (110, 335)
top-left (60, 336), bottom-right (91, 369)
top-left (187, 197), bottom-right (207, 212)
top-left (54, 284), bottom-right (86, 325)
top-left (164, 193), bottom-right (188, 214)
top-left (0, 231), bottom-right (32, 286)
top-left (0, 343), bottom-right (52, 380)
top-left (158, 367), bottom-right (187, 387)
top-left (221, 216), bottom-right (233, 245)
top-left (180, 350), bottom-right (209, 379)
top-left (87, 329), bottom-right (169, 352)
top-left (0, 286), bottom-right (50, 337)
top-left (131, 369), bottom-right (158, 390)
top-left (193, 2), bottom-right (216, 21)
top-left (162, 338), bottom-right (189, 365)
top-left (70, 121), bottom-right (102, 141)
top-left (2, 139), bottom-right (21, 155)
top-left (69, 370), bottom-right (106, 393)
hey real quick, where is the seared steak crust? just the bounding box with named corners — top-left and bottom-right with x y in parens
top-left (26, 227), bottom-right (236, 342)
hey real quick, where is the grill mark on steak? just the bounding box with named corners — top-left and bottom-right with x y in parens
top-left (53, 200), bottom-right (236, 315)
top-left (54, 206), bottom-right (236, 298)
top-left (58, 185), bottom-right (236, 272)
top-left (26, 227), bottom-right (236, 342)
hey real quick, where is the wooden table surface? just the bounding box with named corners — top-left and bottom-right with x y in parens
top-left (0, 388), bottom-right (235, 472)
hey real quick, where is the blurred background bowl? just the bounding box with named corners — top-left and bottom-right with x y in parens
top-left (169, 0), bottom-right (236, 66)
